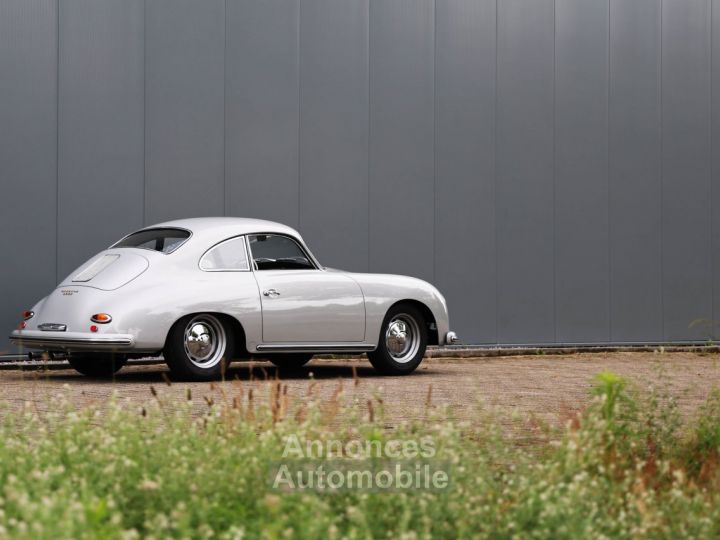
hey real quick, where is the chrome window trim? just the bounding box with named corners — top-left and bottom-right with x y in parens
top-left (245, 232), bottom-right (322, 272)
top-left (109, 227), bottom-right (193, 255)
top-left (198, 235), bottom-right (251, 272)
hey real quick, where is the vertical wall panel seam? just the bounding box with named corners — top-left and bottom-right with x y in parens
top-left (367, 0), bottom-right (371, 272)
top-left (552, 0), bottom-right (557, 342)
top-left (711, 0), bottom-right (715, 335)
top-left (223, 0), bottom-right (227, 217)
top-left (607, 0), bottom-right (612, 341)
top-left (494, 0), bottom-right (499, 343)
top-left (432, 0), bottom-right (437, 284)
top-left (144, 0), bottom-right (148, 224)
top-left (55, 0), bottom-right (59, 283)
top-left (366, 0), bottom-right (370, 272)
top-left (297, 0), bottom-right (301, 231)
top-left (659, 0), bottom-right (665, 340)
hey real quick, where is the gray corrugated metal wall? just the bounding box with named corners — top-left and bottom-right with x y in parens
top-left (1, 0), bottom-right (718, 352)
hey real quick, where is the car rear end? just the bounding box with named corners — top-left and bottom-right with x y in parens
top-left (9, 249), bottom-right (151, 353)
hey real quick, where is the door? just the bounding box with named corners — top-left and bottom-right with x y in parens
top-left (248, 234), bottom-right (365, 343)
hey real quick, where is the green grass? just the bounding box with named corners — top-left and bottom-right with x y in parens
top-left (1, 374), bottom-right (720, 539)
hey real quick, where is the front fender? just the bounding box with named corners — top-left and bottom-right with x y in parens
top-left (346, 273), bottom-right (451, 346)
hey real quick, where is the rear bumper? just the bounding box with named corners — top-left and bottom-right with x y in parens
top-left (9, 330), bottom-right (134, 351)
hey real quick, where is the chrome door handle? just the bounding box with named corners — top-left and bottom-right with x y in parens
top-left (263, 289), bottom-right (280, 298)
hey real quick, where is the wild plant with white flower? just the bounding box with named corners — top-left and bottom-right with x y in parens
top-left (0, 372), bottom-right (717, 537)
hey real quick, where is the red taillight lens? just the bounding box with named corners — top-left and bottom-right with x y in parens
top-left (22, 310), bottom-right (34, 321)
top-left (19, 321), bottom-right (26, 329)
top-left (90, 313), bottom-right (112, 324)
top-left (90, 325), bottom-right (98, 333)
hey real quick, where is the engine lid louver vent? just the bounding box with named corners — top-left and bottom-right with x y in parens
top-left (72, 254), bottom-right (121, 282)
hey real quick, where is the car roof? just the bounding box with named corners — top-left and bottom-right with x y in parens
top-left (147, 217), bottom-right (301, 241)
top-left (109, 217), bottom-right (319, 266)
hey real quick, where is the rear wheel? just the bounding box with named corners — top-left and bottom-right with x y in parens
top-left (267, 354), bottom-right (313, 369)
top-left (68, 353), bottom-right (127, 377)
top-left (368, 304), bottom-right (427, 375)
top-left (164, 314), bottom-right (234, 381)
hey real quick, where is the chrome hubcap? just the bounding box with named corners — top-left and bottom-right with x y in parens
top-left (183, 315), bottom-right (226, 368)
top-left (385, 314), bottom-right (420, 364)
top-left (187, 323), bottom-right (213, 358)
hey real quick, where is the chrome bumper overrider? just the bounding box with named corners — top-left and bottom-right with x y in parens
top-left (9, 330), bottom-right (134, 351)
top-left (445, 331), bottom-right (459, 344)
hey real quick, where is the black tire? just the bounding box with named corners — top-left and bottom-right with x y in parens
top-left (368, 303), bottom-right (427, 375)
top-left (68, 353), bottom-right (127, 377)
top-left (267, 354), bottom-right (313, 369)
top-left (164, 314), bottom-right (235, 381)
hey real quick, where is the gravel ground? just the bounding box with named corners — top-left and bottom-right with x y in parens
top-left (1, 351), bottom-right (719, 431)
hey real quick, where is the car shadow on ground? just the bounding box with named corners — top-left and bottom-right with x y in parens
top-left (21, 361), bottom-right (436, 384)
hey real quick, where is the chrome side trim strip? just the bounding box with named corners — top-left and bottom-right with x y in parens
top-left (256, 343), bottom-right (375, 352)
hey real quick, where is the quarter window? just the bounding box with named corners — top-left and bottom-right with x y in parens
top-left (248, 234), bottom-right (315, 270)
top-left (200, 237), bottom-right (250, 271)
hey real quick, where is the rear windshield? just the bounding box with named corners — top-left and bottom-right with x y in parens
top-left (112, 228), bottom-right (190, 254)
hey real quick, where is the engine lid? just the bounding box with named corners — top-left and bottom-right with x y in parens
top-left (61, 251), bottom-right (149, 291)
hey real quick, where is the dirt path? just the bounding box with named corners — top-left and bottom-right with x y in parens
top-left (1, 351), bottom-right (718, 429)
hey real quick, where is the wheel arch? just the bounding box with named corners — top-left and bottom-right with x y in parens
top-left (165, 311), bottom-right (249, 358)
top-left (387, 299), bottom-right (439, 345)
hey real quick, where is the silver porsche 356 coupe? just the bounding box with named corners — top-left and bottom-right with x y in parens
top-left (10, 218), bottom-right (457, 380)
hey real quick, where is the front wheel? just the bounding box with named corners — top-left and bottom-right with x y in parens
top-left (164, 314), bottom-right (235, 381)
top-left (368, 304), bottom-right (427, 375)
top-left (68, 353), bottom-right (127, 377)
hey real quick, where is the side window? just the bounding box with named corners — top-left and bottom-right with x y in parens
top-left (248, 234), bottom-right (315, 270)
top-left (200, 237), bottom-right (249, 271)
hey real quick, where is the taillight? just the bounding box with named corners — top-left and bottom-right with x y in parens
top-left (90, 313), bottom-right (112, 324)
top-left (22, 310), bottom-right (34, 321)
